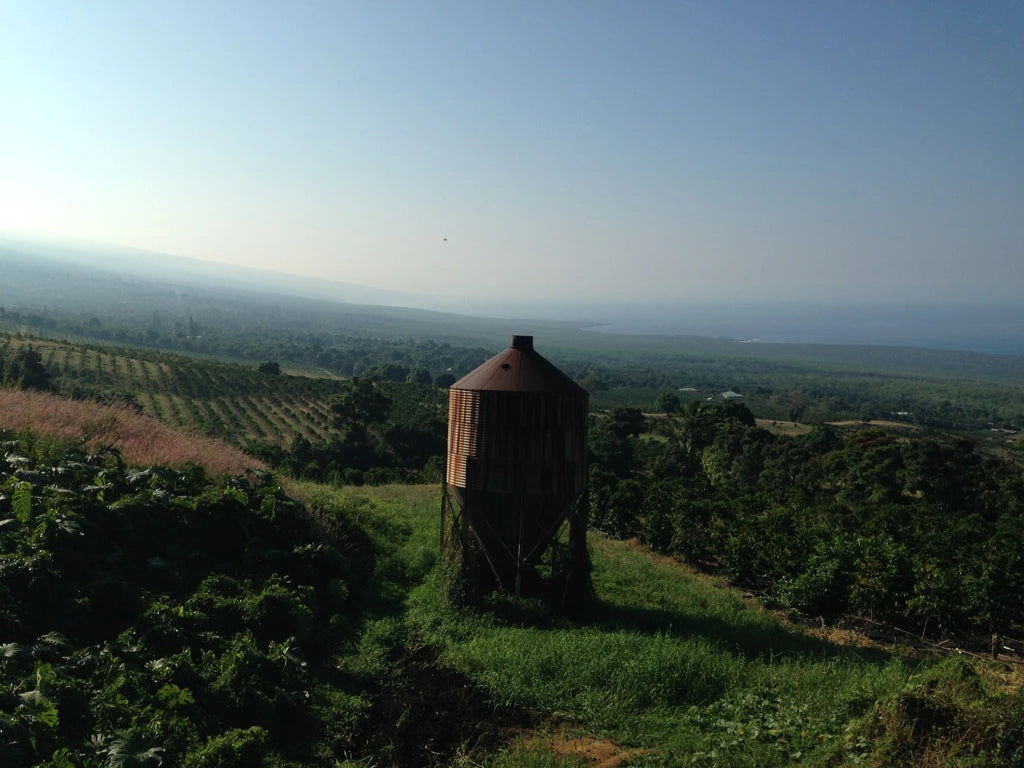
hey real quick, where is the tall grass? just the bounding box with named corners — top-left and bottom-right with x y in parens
top-left (297, 484), bottom-right (929, 766)
top-left (275, 483), bottom-right (1023, 767)
top-left (408, 536), bottom-right (918, 763)
top-left (0, 388), bottom-right (263, 476)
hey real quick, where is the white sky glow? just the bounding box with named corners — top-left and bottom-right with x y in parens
top-left (1, 1), bottom-right (1021, 304)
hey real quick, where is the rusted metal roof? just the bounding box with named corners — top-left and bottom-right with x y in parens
top-left (451, 335), bottom-right (588, 395)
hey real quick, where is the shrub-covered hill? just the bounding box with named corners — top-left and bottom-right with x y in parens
top-left (587, 402), bottom-right (1024, 646)
top-left (4, 432), bottom-right (1024, 767)
top-left (0, 432), bottom-right (376, 766)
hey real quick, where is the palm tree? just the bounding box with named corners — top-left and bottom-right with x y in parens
top-left (677, 399), bottom-right (713, 456)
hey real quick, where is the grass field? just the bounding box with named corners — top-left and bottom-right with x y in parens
top-left (827, 419), bottom-right (921, 431)
top-left (284, 482), bottom-right (1022, 767)
top-left (754, 418), bottom-right (813, 437)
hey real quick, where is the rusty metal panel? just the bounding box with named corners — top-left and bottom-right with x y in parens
top-left (450, 335), bottom-right (587, 395)
top-left (444, 336), bottom-right (591, 595)
top-left (446, 336), bottom-right (588, 515)
top-left (450, 390), bottom-right (587, 497)
top-left (446, 388), bottom-right (480, 487)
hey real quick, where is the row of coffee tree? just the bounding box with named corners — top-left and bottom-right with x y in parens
top-left (588, 400), bottom-right (1024, 642)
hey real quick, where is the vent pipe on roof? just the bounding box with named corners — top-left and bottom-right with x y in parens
top-left (511, 335), bottom-right (534, 351)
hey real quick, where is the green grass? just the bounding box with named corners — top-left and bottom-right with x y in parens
top-left (289, 482), bottom-right (946, 767)
top-left (419, 538), bottom-right (916, 766)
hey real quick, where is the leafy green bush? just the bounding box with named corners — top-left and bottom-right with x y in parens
top-left (185, 726), bottom-right (269, 768)
top-left (0, 433), bottom-right (373, 766)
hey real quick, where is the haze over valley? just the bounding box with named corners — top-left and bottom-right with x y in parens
top-left (5, 236), bottom-right (1024, 359)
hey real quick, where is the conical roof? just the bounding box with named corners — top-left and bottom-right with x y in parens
top-left (451, 336), bottom-right (588, 395)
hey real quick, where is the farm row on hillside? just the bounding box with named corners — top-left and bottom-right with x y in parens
top-left (2, 334), bottom-right (449, 487)
top-left (4, 336), bottom-right (342, 446)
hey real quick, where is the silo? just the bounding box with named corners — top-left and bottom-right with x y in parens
top-left (443, 335), bottom-right (589, 602)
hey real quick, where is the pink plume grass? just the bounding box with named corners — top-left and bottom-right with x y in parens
top-left (0, 388), bottom-right (264, 477)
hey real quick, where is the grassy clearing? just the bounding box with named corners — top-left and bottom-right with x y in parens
top-left (827, 419), bottom-right (921, 431)
top-left (289, 483), bottom-right (998, 767)
top-left (755, 418), bottom-right (813, 437)
top-left (421, 537), bottom-right (918, 766)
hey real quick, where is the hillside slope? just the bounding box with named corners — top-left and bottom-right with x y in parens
top-left (3, 335), bottom-right (342, 447)
top-left (296, 482), bottom-right (1024, 768)
top-left (2, 413), bottom-right (1021, 767)
top-left (0, 388), bottom-right (261, 476)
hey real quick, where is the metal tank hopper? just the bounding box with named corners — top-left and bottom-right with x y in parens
top-left (442, 335), bottom-right (590, 604)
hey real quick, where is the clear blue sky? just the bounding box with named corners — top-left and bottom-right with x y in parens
top-left (2, 1), bottom-right (1021, 304)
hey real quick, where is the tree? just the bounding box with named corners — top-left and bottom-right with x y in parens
top-left (258, 361), bottom-right (281, 375)
top-left (5, 346), bottom-right (51, 391)
top-left (607, 407), bottom-right (646, 440)
top-left (787, 389), bottom-right (807, 422)
top-left (608, 479), bottom-right (644, 538)
top-left (677, 400), bottom-right (713, 455)
top-left (289, 434), bottom-right (314, 465)
top-left (713, 400), bottom-right (756, 427)
top-left (434, 372), bottom-right (456, 388)
top-left (373, 363), bottom-right (410, 383)
top-left (405, 366), bottom-right (433, 386)
top-left (329, 378), bottom-right (392, 428)
top-left (654, 391), bottom-right (681, 414)
top-left (590, 408), bottom-right (645, 477)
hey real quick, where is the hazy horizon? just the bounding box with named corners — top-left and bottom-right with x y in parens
top-left (4, 234), bottom-right (1024, 357)
top-left (2, 2), bottom-right (1021, 306)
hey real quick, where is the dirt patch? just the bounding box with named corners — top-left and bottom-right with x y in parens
top-left (805, 624), bottom-right (886, 650)
top-left (545, 732), bottom-right (650, 767)
top-left (352, 640), bottom-right (651, 768)
top-left (996, 661), bottom-right (1024, 693)
top-left (354, 644), bottom-right (533, 767)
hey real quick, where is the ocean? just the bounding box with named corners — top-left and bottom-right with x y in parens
top-left (574, 302), bottom-right (1024, 357)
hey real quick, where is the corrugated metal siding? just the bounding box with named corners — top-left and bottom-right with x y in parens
top-left (445, 337), bottom-right (590, 589)
top-left (446, 388), bottom-right (587, 496)
top-left (446, 388), bottom-right (480, 487)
